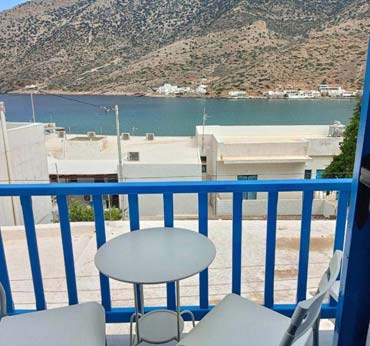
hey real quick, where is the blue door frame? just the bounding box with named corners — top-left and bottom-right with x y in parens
top-left (334, 38), bottom-right (370, 345)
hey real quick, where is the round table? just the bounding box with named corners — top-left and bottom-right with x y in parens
top-left (95, 227), bottom-right (216, 345)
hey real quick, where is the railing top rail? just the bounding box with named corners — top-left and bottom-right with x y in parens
top-left (0, 179), bottom-right (352, 196)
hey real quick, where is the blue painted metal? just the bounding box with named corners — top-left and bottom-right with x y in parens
top-left (334, 40), bottom-right (370, 346)
top-left (163, 193), bottom-right (176, 311)
top-left (0, 229), bottom-right (14, 314)
top-left (128, 193), bottom-right (142, 312)
top-left (128, 194), bottom-right (140, 231)
top-left (296, 190), bottom-right (314, 302)
top-left (19, 195), bottom-right (46, 311)
top-left (333, 191), bottom-right (349, 251)
top-left (92, 195), bottom-right (112, 311)
top-left (56, 195), bottom-right (78, 305)
top-left (0, 179), bottom-right (352, 197)
top-left (198, 192), bottom-right (209, 309)
top-left (0, 179), bottom-right (351, 323)
top-left (264, 192), bottom-right (278, 308)
top-left (232, 192), bottom-right (243, 295)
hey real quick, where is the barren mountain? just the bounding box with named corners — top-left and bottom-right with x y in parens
top-left (0, 0), bottom-right (369, 95)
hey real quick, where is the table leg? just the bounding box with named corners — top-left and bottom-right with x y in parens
top-left (175, 280), bottom-right (181, 341)
top-left (133, 283), bottom-right (141, 344)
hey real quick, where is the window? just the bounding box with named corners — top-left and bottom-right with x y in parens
top-left (304, 170), bottom-right (312, 179)
top-left (237, 175), bottom-right (257, 200)
top-left (201, 156), bottom-right (207, 173)
top-left (316, 169), bottom-right (325, 179)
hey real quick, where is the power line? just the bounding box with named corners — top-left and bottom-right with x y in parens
top-left (39, 91), bottom-right (114, 112)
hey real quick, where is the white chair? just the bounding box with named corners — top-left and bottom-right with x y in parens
top-left (0, 283), bottom-right (106, 346)
top-left (177, 250), bottom-right (342, 346)
top-left (329, 280), bottom-right (340, 302)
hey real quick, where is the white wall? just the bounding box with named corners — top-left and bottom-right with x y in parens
top-left (196, 125), bottom-right (342, 217)
top-left (215, 197), bottom-right (338, 217)
top-left (124, 163), bottom-right (202, 217)
top-left (0, 115), bottom-right (52, 226)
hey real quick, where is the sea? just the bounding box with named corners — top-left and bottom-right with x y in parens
top-left (0, 94), bottom-right (357, 136)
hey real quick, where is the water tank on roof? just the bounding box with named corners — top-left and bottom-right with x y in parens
top-left (329, 121), bottom-right (346, 137)
top-left (146, 133), bottom-right (155, 141)
top-left (121, 133), bottom-right (130, 140)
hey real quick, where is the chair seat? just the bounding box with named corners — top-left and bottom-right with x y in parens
top-left (0, 302), bottom-right (105, 346)
top-left (329, 280), bottom-right (340, 301)
top-left (177, 294), bottom-right (312, 346)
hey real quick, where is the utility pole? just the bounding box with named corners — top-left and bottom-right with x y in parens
top-left (31, 93), bottom-right (36, 123)
top-left (115, 105), bottom-right (126, 219)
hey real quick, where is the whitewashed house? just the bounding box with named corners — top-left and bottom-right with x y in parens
top-left (0, 103), bottom-right (52, 226)
top-left (196, 124), bottom-right (344, 217)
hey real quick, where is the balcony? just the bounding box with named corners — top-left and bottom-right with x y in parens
top-left (0, 179), bottom-right (352, 345)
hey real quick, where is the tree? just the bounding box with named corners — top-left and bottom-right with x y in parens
top-left (323, 100), bottom-right (361, 179)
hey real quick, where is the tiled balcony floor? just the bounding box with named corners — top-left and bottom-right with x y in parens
top-left (105, 320), bottom-right (339, 346)
top-left (106, 330), bottom-right (334, 346)
top-left (105, 319), bottom-right (370, 346)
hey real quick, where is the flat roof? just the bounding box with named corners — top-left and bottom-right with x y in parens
top-left (46, 134), bottom-right (200, 165)
top-left (196, 125), bottom-right (333, 140)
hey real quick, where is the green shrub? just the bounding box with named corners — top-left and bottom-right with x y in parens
top-left (68, 201), bottom-right (122, 222)
top-left (69, 202), bottom-right (94, 222)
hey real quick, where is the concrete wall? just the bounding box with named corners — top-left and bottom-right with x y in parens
top-left (65, 137), bottom-right (108, 159)
top-left (0, 113), bottom-right (52, 226)
top-left (215, 197), bottom-right (338, 217)
top-left (124, 163), bottom-right (202, 217)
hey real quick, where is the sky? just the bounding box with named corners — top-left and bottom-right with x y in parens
top-left (0, 0), bottom-right (30, 12)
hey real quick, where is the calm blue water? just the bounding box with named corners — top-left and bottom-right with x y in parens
top-left (0, 94), bottom-right (357, 136)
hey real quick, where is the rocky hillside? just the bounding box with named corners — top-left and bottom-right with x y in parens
top-left (0, 0), bottom-right (369, 95)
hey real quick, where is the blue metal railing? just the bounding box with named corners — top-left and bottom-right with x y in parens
top-left (0, 179), bottom-right (352, 322)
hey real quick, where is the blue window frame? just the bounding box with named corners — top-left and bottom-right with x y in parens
top-left (304, 170), bottom-right (312, 179)
top-left (237, 175), bottom-right (257, 200)
top-left (316, 169), bottom-right (325, 179)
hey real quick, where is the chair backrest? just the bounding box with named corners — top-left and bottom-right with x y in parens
top-left (278, 250), bottom-right (343, 346)
top-left (0, 281), bottom-right (7, 320)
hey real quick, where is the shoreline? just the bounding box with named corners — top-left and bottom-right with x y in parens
top-left (4, 89), bottom-right (358, 101)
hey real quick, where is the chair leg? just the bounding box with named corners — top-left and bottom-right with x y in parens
top-left (312, 317), bottom-right (320, 346)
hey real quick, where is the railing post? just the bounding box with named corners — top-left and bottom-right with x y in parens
top-left (163, 193), bottom-right (176, 311)
top-left (128, 193), bottom-right (142, 311)
top-left (264, 192), bottom-right (278, 308)
top-left (56, 195), bottom-right (78, 305)
top-left (296, 190), bottom-right (314, 302)
top-left (20, 195), bottom-right (46, 311)
top-left (333, 191), bottom-right (350, 251)
top-left (92, 194), bottom-right (111, 311)
top-left (198, 192), bottom-right (209, 309)
top-left (232, 192), bottom-right (243, 295)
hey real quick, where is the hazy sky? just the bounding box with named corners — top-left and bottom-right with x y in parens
top-left (0, 0), bottom-right (30, 12)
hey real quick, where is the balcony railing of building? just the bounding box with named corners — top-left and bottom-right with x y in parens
top-left (0, 179), bottom-right (352, 323)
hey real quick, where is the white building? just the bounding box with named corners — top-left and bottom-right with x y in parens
top-left (0, 103), bottom-right (52, 226)
top-left (46, 133), bottom-right (202, 216)
top-left (229, 91), bottom-right (247, 98)
top-left (195, 124), bottom-right (344, 217)
top-left (196, 85), bottom-right (207, 94)
top-left (319, 85), bottom-right (346, 97)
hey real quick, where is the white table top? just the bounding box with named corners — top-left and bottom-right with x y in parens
top-left (94, 227), bottom-right (216, 284)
